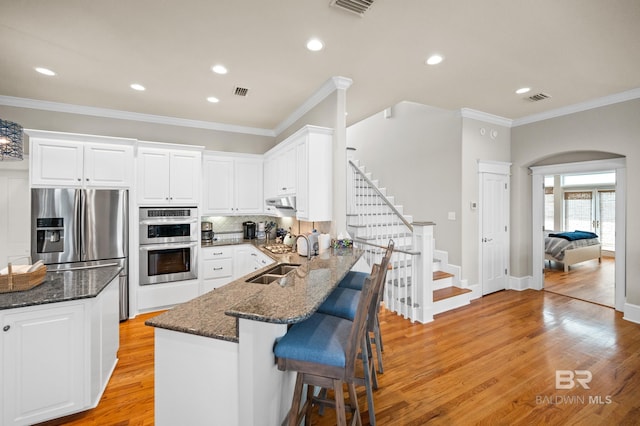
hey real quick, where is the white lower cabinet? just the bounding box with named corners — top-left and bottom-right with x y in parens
top-left (201, 245), bottom-right (275, 293)
top-left (201, 246), bottom-right (235, 293)
top-left (0, 278), bottom-right (119, 426)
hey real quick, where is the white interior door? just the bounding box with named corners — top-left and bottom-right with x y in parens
top-left (480, 169), bottom-right (510, 295)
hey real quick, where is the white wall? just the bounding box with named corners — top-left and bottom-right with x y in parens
top-left (511, 98), bottom-right (640, 305)
top-left (461, 117), bottom-right (511, 286)
top-left (347, 102), bottom-right (463, 264)
top-left (0, 160), bottom-right (30, 266)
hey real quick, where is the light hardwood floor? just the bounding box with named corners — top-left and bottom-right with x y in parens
top-left (544, 256), bottom-right (615, 308)
top-left (37, 290), bottom-right (640, 425)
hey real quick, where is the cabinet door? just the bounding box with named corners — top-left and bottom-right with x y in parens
top-left (235, 159), bottom-right (263, 214)
top-left (276, 145), bottom-right (296, 196)
top-left (203, 156), bottom-right (234, 214)
top-left (233, 246), bottom-right (254, 279)
top-left (263, 156), bottom-right (277, 200)
top-left (169, 151), bottom-right (201, 205)
top-left (137, 148), bottom-right (171, 204)
top-left (31, 139), bottom-right (84, 187)
top-left (295, 140), bottom-right (308, 219)
top-left (2, 303), bottom-right (85, 426)
top-left (84, 143), bottom-right (133, 188)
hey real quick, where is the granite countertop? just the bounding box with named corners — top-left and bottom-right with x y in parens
top-left (146, 247), bottom-right (363, 343)
top-left (0, 265), bottom-right (122, 310)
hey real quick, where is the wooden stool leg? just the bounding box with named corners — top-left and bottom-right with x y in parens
top-left (304, 385), bottom-right (314, 426)
top-left (347, 382), bottom-right (362, 426)
top-left (333, 379), bottom-right (347, 426)
top-left (288, 373), bottom-right (305, 426)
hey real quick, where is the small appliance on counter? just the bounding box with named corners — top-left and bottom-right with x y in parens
top-left (296, 230), bottom-right (320, 257)
top-left (201, 221), bottom-right (214, 242)
top-left (256, 222), bottom-right (266, 240)
top-left (243, 221), bottom-right (256, 239)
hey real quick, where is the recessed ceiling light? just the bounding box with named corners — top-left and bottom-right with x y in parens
top-left (425, 54), bottom-right (444, 65)
top-left (212, 65), bottom-right (228, 75)
top-left (130, 83), bottom-right (145, 91)
top-left (207, 96), bottom-right (220, 103)
top-left (306, 38), bottom-right (324, 52)
top-left (35, 67), bottom-right (56, 76)
top-left (516, 87), bottom-right (531, 94)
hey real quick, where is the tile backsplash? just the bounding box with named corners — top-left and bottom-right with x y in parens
top-left (201, 215), bottom-right (331, 241)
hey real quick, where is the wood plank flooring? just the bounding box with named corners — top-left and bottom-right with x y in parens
top-left (36, 290), bottom-right (640, 425)
top-left (544, 256), bottom-right (615, 308)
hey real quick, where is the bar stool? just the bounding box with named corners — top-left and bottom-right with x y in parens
top-left (315, 241), bottom-right (393, 425)
top-left (329, 241), bottom-right (393, 375)
top-left (273, 264), bottom-right (385, 426)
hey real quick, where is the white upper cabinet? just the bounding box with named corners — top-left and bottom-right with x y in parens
top-left (295, 126), bottom-right (332, 222)
top-left (276, 145), bottom-right (297, 196)
top-left (137, 145), bottom-right (202, 205)
top-left (30, 135), bottom-right (134, 188)
top-left (264, 125), bottom-right (333, 222)
top-left (202, 153), bottom-right (263, 215)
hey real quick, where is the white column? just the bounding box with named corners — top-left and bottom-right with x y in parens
top-left (412, 222), bottom-right (435, 323)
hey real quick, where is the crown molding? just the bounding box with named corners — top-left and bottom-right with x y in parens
top-left (0, 95), bottom-right (275, 137)
top-left (273, 76), bottom-right (353, 135)
top-left (460, 108), bottom-right (513, 128)
top-left (513, 88), bottom-right (640, 127)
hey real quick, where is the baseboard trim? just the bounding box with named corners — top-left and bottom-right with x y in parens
top-left (623, 302), bottom-right (640, 324)
top-left (509, 275), bottom-right (532, 291)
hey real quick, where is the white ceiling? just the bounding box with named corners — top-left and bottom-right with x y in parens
top-left (1, 0), bottom-right (639, 133)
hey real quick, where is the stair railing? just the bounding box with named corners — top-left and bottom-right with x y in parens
top-left (347, 160), bottom-right (435, 323)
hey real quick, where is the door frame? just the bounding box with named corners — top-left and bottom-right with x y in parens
top-left (530, 158), bottom-right (626, 311)
top-left (478, 160), bottom-right (511, 295)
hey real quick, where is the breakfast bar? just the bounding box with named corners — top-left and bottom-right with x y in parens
top-left (146, 247), bottom-right (363, 426)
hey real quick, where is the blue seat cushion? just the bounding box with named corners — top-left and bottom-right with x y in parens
top-left (338, 271), bottom-right (368, 291)
top-left (274, 313), bottom-right (353, 368)
top-left (317, 287), bottom-right (360, 321)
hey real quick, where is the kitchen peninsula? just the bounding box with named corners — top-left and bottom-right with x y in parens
top-left (0, 266), bottom-right (121, 426)
top-left (146, 247), bottom-right (363, 426)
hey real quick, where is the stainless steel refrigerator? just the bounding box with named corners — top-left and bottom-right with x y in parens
top-left (31, 188), bottom-right (129, 320)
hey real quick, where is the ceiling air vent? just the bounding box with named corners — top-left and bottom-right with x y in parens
top-left (233, 86), bottom-right (249, 97)
top-left (330, 0), bottom-right (375, 16)
top-left (526, 92), bottom-right (551, 102)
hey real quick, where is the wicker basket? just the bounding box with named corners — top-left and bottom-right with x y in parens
top-left (0, 264), bottom-right (47, 293)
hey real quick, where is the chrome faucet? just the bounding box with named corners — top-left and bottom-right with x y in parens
top-left (295, 234), bottom-right (311, 260)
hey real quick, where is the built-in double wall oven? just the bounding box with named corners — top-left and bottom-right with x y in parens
top-left (139, 207), bottom-right (198, 285)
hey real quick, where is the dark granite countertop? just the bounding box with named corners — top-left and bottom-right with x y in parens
top-left (145, 247), bottom-right (363, 343)
top-left (0, 265), bottom-right (122, 310)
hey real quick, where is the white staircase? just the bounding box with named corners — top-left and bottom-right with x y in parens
top-left (347, 159), bottom-right (471, 322)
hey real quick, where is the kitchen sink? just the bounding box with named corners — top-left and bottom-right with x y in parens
top-left (247, 274), bottom-right (283, 284)
top-left (263, 263), bottom-right (301, 275)
top-left (245, 263), bottom-right (301, 284)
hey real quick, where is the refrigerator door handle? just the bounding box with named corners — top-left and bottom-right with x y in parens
top-left (76, 189), bottom-right (84, 259)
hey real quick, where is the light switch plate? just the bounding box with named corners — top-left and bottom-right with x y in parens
top-left (448, 211), bottom-right (456, 220)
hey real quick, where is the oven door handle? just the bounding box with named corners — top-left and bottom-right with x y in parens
top-left (139, 218), bottom-right (198, 225)
top-left (139, 242), bottom-right (198, 251)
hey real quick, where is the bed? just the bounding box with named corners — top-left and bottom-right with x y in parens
top-left (544, 230), bottom-right (602, 273)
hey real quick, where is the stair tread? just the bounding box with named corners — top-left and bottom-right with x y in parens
top-left (433, 286), bottom-right (472, 302)
top-left (433, 271), bottom-right (454, 280)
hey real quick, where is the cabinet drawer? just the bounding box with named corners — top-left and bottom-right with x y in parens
top-left (203, 258), bottom-right (233, 279)
top-left (202, 246), bottom-right (233, 260)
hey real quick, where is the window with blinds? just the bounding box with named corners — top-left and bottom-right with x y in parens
top-left (564, 191), bottom-right (593, 232)
top-left (544, 186), bottom-right (554, 231)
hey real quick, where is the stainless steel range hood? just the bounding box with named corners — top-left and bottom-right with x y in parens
top-left (265, 196), bottom-right (296, 211)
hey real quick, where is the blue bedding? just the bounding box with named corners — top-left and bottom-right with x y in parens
top-left (548, 230), bottom-right (598, 241)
